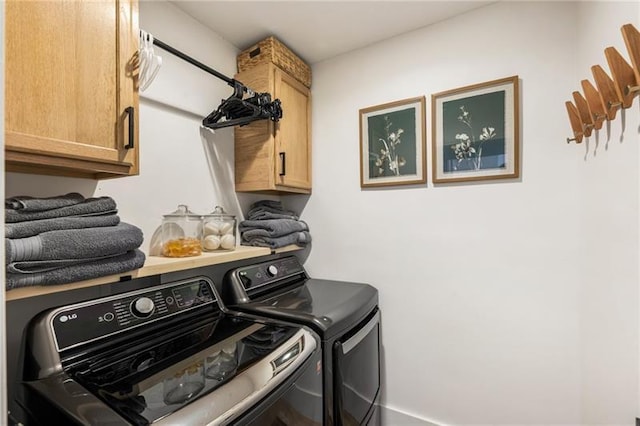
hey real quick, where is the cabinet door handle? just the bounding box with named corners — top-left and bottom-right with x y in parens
top-left (124, 106), bottom-right (135, 149)
top-left (279, 152), bottom-right (286, 176)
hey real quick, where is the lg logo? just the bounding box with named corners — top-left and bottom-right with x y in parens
top-left (59, 313), bottom-right (78, 323)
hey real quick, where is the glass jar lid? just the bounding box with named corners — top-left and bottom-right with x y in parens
top-left (204, 205), bottom-right (235, 220)
top-left (163, 204), bottom-right (201, 219)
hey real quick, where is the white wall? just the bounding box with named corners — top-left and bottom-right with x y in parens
top-left (4, 1), bottom-right (640, 425)
top-left (575, 2), bottom-right (640, 424)
top-left (4, 0), bottom-right (270, 254)
top-left (295, 1), bottom-right (638, 424)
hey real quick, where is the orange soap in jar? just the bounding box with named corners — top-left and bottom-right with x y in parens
top-left (161, 205), bottom-right (203, 258)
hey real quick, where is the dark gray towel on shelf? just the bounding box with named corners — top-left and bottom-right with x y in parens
top-left (7, 252), bottom-right (124, 274)
top-left (240, 219), bottom-right (308, 238)
top-left (246, 200), bottom-right (298, 221)
top-left (6, 249), bottom-right (146, 290)
top-left (5, 214), bottom-right (120, 239)
top-left (247, 211), bottom-right (300, 221)
top-left (5, 192), bottom-right (85, 211)
top-left (6, 196), bottom-right (117, 223)
top-left (242, 231), bottom-right (311, 249)
top-left (6, 222), bottom-right (143, 264)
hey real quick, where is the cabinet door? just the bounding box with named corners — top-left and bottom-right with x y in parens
top-left (274, 68), bottom-right (311, 191)
top-left (5, 0), bottom-right (139, 178)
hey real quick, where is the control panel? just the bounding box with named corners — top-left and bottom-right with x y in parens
top-left (51, 278), bottom-right (217, 351)
top-left (235, 256), bottom-right (305, 293)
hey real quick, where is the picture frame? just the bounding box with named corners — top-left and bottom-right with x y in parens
top-left (431, 76), bottom-right (520, 183)
top-left (359, 96), bottom-right (426, 188)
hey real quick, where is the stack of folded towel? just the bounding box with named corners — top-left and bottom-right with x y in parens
top-left (240, 200), bottom-right (311, 249)
top-left (5, 193), bottom-right (146, 290)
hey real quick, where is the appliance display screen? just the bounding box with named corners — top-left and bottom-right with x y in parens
top-left (172, 282), bottom-right (202, 308)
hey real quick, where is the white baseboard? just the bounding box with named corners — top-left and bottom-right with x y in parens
top-left (380, 405), bottom-right (441, 426)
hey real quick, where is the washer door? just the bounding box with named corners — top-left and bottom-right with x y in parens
top-left (333, 309), bottom-right (381, 425)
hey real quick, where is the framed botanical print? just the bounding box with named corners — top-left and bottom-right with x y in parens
top-left (359, 96), bottom-right (426, 188)
top-left (432, 76), bottom-right (520, 183)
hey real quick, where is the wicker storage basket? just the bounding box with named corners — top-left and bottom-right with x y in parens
top-left (237, 36), bottom-right (311, 88)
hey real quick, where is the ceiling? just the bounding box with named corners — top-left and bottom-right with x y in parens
top-left (170, 1), bottom-right (494, 64)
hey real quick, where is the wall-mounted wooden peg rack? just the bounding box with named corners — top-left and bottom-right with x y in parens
top-left (565, 23), bottom-right (639, 144)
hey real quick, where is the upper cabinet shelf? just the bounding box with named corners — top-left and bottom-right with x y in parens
top-left (4, 0), bottom-right (140, 179)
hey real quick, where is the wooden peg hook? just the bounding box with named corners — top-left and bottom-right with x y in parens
top-left (565, 101), bottom-right (584, 144)
top-left (605, 46), bottom-right (637, 108)
top-left (592, 65), bottom-right (623, 120)
top-left (621, 24), bottom-right (640, 97)
top-left (580, 79), bottom-right (606, 130)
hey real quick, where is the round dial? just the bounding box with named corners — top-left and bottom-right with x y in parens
top-left (267, 265), bottom-right (279, 277)
top-left (131, 297), bottom-right (155, 318)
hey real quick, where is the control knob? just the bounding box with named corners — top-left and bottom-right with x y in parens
top-left (131, 297), bottom-right (155, 318)
top-left (267, 265), bottom-right (279, 277)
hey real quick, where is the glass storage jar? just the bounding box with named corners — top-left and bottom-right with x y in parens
top-left (202, 206), bottom-right (236, 251)
top-left (161, 204), bottom-right (203, 257)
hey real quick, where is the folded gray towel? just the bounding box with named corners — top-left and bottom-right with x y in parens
top-left (239, 219), bottom-right (308, 238)
top-left (247, 200), bottom-right (298, 221)
top-left (5, 192), bottom-right (85, 211)
top-left (6, 222), bottom-right (143, 264)
top-left (5, 214), bottom-right (120, 239)
top-left (7, 252), bottom-right (124, 274)
top-left (247, 211), bottom-right (300, 221)
top-left (242, 231), bottom-right (311, 249)
top-left (6, 249), bottom-right (146, 290)
top-left (5, 196), bottom-right (117, 223)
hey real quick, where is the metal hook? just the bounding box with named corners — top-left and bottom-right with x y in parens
top-left (607, 101), bottom-right (622, 110)
top-left (624, 85), bottom-right (640, 96)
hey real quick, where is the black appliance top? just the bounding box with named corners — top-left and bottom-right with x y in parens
top-left (224, 256), bottom-right (378, 340)
top-left (25, 276), bottom-right (316, 426)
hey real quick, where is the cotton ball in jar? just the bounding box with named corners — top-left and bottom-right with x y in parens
top-left (219, 222), bottom-right (234, 235)
top-left (220, 234), bottom-right (236, 250)
top-left (203, 235), bottom-right (221, 250)
top-left (204, 222), bottom-right (221, 236)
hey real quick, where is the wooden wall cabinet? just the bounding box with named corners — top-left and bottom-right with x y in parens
top-left (5, 0), bottom-right (140, 179)
top-left (234, 63), bottom-right (312, 194)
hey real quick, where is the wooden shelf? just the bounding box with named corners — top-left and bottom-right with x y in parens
top-left (5, 245), bottom-right (303, 301)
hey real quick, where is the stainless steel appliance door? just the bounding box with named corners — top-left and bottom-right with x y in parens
top-left (333, 309), bottom-right (381, 425)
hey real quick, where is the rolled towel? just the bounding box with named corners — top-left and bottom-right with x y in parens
top-left (5, 192), bottom-right (85, 211)
top-left (242, 231), bottom-right (311, 249)
top-left (6, 249), bottom-right (146, 290)
top-left (6, 222), bottom-right (143, 264)
top-left (5, 214), bottom-right (120, 239)
top-left (6, 196), bottom-right (117, 223)
top-left (239, 219), bottom-right (308, 238)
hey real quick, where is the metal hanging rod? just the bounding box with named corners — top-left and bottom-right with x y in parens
top-left (151, 36), bottom-right (251, 93)
top-left (140, 30), bottom-right (282, 129)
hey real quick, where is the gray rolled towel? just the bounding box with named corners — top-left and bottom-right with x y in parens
top-left (242, 231), bottom-right (311, 249)
top-left (5, 214), bottom-right (121, 239)
top-left (239, 219), bottom-right (308, 238)
top-left (5, 222), bottom-right (143, 264)
top-left (6, 249), bottom-right (146, 290)
top-left (5, 192), bottom-right (85, 211)
top-left (5, 196), bottom-right (117, 223)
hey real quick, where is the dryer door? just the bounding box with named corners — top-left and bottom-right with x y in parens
top-left (333, 309), bottom-right (381, 425)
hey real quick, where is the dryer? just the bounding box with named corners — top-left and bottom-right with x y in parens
top-left (223, 256), bottom-right (381, 426)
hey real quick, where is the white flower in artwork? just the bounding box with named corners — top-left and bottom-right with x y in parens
top-left (450, 107), bottom-right (496, 170)
top-left (370, 116), bottom-right (407, 177)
